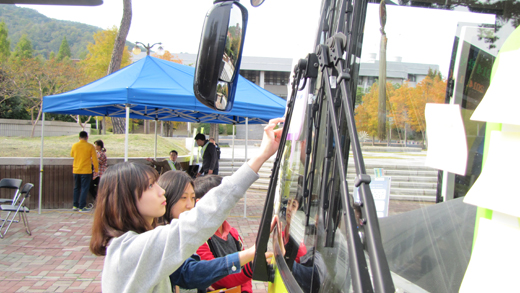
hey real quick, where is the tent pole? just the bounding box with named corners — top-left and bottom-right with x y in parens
top-left (39, 112), bottom-right (45, 214)
top-left (244, 117), bottom-right (248, 218)
top-left (125, 105), bottom-right (130, 162)
top-left (96, 118), bottom-right (99, 134)
top-left (245, 118), bottom-right (248, 161)
top-left (154, 119), bottom-right (158, 160)
top-left (232, 123), bottom-right (235, 174)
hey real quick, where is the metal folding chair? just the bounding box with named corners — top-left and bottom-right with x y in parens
top-left (0, 183), bottom-right (33, 238)
top-left (0, 178), bottom-right (23, 205)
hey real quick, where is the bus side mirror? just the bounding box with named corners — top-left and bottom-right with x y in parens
top-left (193, 1), bottom-right (248, 112)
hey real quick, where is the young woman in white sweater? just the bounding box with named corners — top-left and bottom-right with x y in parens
top-left (89, 118), bottom-right (283, 293)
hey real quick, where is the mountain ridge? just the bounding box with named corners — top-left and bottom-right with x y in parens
top-left (0, 4), bottom-right (133, 59)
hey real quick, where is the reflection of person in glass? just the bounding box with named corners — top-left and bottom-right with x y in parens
top-left (283, 196), bottom-right (302, 250)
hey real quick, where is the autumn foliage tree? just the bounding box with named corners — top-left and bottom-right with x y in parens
top-left (10, 57), bottom-right (85, 136)
top-left (152, 50), bottom-right (182, 64)
top-left (404, 74), bottom-right (446, 140)
top-left (80, 27), bottom-right (131, 83)
top-left (355, 75), bottom-right (446, 145)
top-left (355, 82), bottom-right (380, 139)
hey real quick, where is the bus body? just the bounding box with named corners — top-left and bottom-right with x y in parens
top-left (246, 0), bottom-right (520, 292)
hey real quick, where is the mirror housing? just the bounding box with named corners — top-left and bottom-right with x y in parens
top-left (194, 1), bottom-right (248, 112)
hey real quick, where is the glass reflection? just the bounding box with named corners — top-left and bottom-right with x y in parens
top-left (220, 5), bottom-right (243, 83)
top-left (215, 81), bottom-right (229, 110)
top-left (260, 0), bottom-right (520, 292)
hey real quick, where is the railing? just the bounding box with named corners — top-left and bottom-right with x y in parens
top-left (0, 156), bottom-right (190, 209)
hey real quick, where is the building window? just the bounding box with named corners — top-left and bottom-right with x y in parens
top-left (264, 71), bottom-right (290, 86)
top-left (408, 74), bottom-right (417, 82)
top-left (241, 70), bottom-right (257, 83)
top-left (367, 76), bottom-right (376, 86)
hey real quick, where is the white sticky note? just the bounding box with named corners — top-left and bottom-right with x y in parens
top-left (459, 218), bottom-right (520, 292)
top-left (425, 103), bottom-right (468, 175)
top-left (471, 49), bottom-right (520, 125)
top-left (464, 131), bottom-right (520, 217)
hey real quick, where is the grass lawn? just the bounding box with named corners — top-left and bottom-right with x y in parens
top-left (1, 134), bottom-right (189, 158)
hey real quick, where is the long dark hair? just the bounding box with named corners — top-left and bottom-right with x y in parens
top-left (94, 139), bottom-right (106, 152)
top-left (194, 175), bottom-right (223, 200)
top-left (90, 162), bottom-right (159, 256)
top-left (157, 171), bottom-right (194, 223)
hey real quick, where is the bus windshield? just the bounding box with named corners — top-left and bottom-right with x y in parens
top-left (255, 0), bottom-right (520, 292)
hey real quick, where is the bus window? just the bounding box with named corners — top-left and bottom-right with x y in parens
top-left (252, 0), bottom-right (520, 292)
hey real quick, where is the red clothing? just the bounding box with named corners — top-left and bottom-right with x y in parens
top-left (196, 221), bottom-right (253, 293)
top-left (93, 150), bottom-right (107, 179)
top-left (283, 229), bottom-right (308, 263)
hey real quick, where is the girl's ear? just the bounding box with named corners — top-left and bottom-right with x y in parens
top-left (196, 198), bottom-right (200, 204)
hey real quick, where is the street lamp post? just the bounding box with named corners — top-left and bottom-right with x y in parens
top-left (132, 42), bottom-right (164, 134)
top-left (132, 42), bottom-right (164, 56)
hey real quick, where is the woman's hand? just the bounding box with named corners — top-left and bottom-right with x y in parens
top-left (238, 245), bottom-right (256, 266)
top-left (265, 251), bottom-right (274, 265)
top-left (248, 117), bottom-right (285, 173)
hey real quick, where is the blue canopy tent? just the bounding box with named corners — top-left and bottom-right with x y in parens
top-left (43, 56), bottom-right (286, 124)
top-left (38, 56), bottom-right (287, 213)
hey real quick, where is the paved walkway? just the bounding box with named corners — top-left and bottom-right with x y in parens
top-left (0, 190), bottom-right (270, 293)
top-left (0, 187), bottom-right (429, 293)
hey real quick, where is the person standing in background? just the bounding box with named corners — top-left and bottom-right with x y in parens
top-left (71, 131), bottom-right (98, 212)
top-left (146, 150), bottom-right (183, 174)
top-left (209, 138), bottom-right (221, 160)
top-left (90, 139), bottom-right (107, 200)
top-left (195, 134), bottom-right (219, 176)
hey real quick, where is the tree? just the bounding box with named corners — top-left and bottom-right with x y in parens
top-left (80, 27), bottom-right (131, 82)
top-left (0, 21), bottom-right (10, 62)
top-left (106, 0), bottom-right (132, 135)
top-left (10, 57), bottom-right (85, 137)
top-left (57, 36), bottom-right (71, 61)
top-left (0, 64), bottom-right (17, 105)
top-left (152, 50), bottom-right (182, 64)
top-left (12, 34), bottom-right (33, 60)
top-left (378, 0), bottom-right (388, 141)
top-left (388, 82), bottom-right (412, 144)
top-left (355, 83), bottom-right (380, 140)
top-left (405, 75), bottom-right (446, 143)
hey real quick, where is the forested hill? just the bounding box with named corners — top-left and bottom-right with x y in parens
top-left (0, 5), bottom-right (127, 59)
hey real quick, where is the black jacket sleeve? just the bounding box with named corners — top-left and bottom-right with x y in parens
top-left (202, 142), bottom-right (218, 173)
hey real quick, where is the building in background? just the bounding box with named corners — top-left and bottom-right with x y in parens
top-left (358, 54), bottom-right (440, 90)
top-left (131, 53), bottom-right (440, 140)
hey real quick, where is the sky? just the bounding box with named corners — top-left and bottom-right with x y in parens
top-left (18, 0), bottom-right (498, 77)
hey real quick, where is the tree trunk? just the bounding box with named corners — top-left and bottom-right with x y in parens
top-left (404, 124), bottom-right (407, 147)
top-left (377, 0), bottom-right (387, 141)
top-left (113, 117), bottom-right (126, 134)
top-left (209, 124), bottom-right (219, 143)
top-left (30, 103), bottom-right (42, 138)
top-left (160, 121), bottom-right (164, 136)
top-left (109, 0), bottom-right (132, 134)
top-left (102, 116), bottom-right (106, 135)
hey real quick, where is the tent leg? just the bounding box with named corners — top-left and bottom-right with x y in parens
top-left (125, 105), bottom-right (130, 162)
top-left (232, 124), bottom-right (235, 174)
top-left (39, 113), bottom-right (45, 214)
top-left (244, 118), bottom-right (248, 218)
top-left (154, 119), bottom-right (158, 160)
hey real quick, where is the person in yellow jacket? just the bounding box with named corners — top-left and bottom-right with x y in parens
top-left (70, 131), bottom-right (99, 212)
